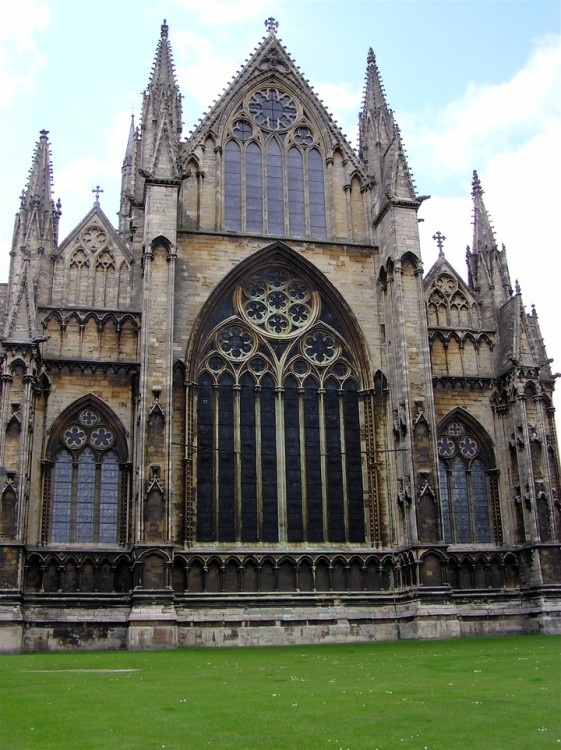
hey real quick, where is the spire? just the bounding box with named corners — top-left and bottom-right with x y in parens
top-left (358, 48), bottom-right (417, 213)
top-left (140, 19), bottom-right (183, 179)
top-left (5, 130), bottom-right (60, 339)
top-left (466, 170), bottom-right (513, 316)
top-left (119, 115), bottom-right (137, 236)
top-left (471, 170), bottom-right (496, 253)
top-left (123, 114), bottom-right (135, 168)
top-left (359, 48), bottom-right (394, 162)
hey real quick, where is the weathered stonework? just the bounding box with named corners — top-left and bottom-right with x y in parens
top-left (0, 21), bottom-right (559, 653)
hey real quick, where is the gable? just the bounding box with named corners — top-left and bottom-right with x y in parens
top-left (50, 205), bottom-right (133, 310)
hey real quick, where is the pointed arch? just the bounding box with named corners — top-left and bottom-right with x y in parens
top-left (185, 242), bottom-right (372, 546)
top-left (436, 408), bottom-right (500, 544)
top-left (42, 395), bottom-right (129, 545)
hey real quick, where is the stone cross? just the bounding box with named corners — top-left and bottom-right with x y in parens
top-left (432, 231), bottom-right (446, 257)
top-left (92, 185), bottom-right (104, 204)
top-left (265, 17), bottom-right (279, 35)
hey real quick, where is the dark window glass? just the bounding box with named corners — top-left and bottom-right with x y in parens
top-left (452, 456), bottom-right (470, 543)
top-left (218, 373), bottom-right (235, 541)
top-left (267, 139), bottom-right (284, 235)
top-left (246, 142), bottom-right (263, 232)
top-left (304, 376), bottom-right (323, 542)
top-left (439, 460), bottom-right (451, 543)
top-left (472, 458), bottom-right (491, 542)
top-left (196, 373), bottom-right (214, 540)
top-left (288, 147), bottom-right (305, 236)
top-left (49, 410), bottom-right (124, 545)
top-left (240, 373), bottom-right (258, 541)
top-left (261, 375), bottom-right (278, 541)
top-left (343, 380), bottom-right (365, 542)
top-left (308, 148), bottom-right (327, 238)
top-left (285, 375), bottom-right (303, 541)
top-left (224, 140), bottom-right (242, 230)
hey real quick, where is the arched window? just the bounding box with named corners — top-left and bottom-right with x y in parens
top-left (191, 262), bottom-right (366, 544)
top-left (223, 97), bottom-right (327, 239)
top-left (44, 403), bottom-right (128, 544)
top-left (437, 417), bottom-right (497, 544)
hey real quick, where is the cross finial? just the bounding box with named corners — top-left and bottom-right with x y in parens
top-left (265, 17), bottom-right (279, 35)
top-left (92, 185), bottom-right (104, 204)
top-left (432, 231), bottom-right (446, 257)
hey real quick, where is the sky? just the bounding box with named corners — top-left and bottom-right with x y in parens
top-left (0, 0), bottom-right (560, 402)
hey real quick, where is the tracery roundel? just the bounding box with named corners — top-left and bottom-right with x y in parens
top-left (437, 436), bottom-right (455, 457)
top-left (217, 325), bottom-right (256, 360)
top-left (63, 425), bottom-right (87, 449)
top-left (302, 330), bottom-right (339, 365)
top-left (90, 427), bottom-right (114, 449)
top-left (236, 267), bottom-right (319, 339)
top-left (458, 435), bottom-right (479, 458)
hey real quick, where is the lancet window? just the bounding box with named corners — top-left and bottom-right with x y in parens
top-left (437, 417), bottom-right (497, 544)
top-left (224, 88), bottom-right (327, 239)
top-left (191, 263), bottom-right (366, 544)
top-left (43, 402), bottom-right (128, 544)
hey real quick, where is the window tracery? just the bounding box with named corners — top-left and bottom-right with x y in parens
top-left (224, 91), bottom-right (327, 238)
top-left (193, 264), bottom-right (365, 545)
top-left (437, 418), bottom-right (496, 544)
top-left (43, 403), bottom-right (128, 545)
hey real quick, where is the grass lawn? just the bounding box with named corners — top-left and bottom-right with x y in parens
top-left (0, 635), bottom-right (559, 750)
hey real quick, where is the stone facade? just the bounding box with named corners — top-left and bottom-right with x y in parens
top-left (0, 21), bottom-right (560, 652)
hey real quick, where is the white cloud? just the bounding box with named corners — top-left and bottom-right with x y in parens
top-left (314, 81), bottom-right (362, 144)
top-left (0, 0), bottom-right (50, 107)
top-left (402, 34), bottom-right (561, 181)
top-left (413, 33), bottom-right (561, 409)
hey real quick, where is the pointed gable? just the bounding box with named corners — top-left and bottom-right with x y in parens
top-left (51, 203), bottom-right (132, 309)
top-left (424, 251), bottom-right (480, 330)
top-left (185, 29), bottom-right (362, 168)
top-left (180, 24), bottom-right (369, 242)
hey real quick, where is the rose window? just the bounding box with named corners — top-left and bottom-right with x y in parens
top-left (237, 268), bottom-right (318, 339)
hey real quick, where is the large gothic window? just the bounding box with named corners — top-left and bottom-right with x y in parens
top-left (437, 417), bottom-right (497, 544)
top-left (43, 403), bottom-right (128, 544)
top-left (223, 89), bottom-right (327, 239)
top-left (191, 261), bottom-right (366, 544)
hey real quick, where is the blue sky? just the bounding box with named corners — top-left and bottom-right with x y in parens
top-left (1, 0), bottom-right (560, 386)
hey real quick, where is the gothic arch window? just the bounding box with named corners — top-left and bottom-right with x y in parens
top-left (43, 401), bottom-right (129, 545)
top-left (223, 94), bottom-right (327, 239)
top-left (437, 415), bottom-right (499, 544)
top-left (189, 257), bottom-right (367, 545)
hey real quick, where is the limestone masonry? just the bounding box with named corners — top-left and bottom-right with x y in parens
top-left (0, 19), bottom-right (559, 652)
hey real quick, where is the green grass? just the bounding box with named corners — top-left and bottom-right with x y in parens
top-left (0, 635), bottom-right (559, 749)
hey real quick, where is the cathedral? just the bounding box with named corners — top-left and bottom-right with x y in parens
top-left (0, 18), bottom-right (559, 652)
